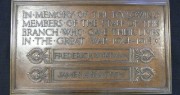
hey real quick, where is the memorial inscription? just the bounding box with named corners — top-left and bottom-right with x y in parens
top-left (11, 0), bottom-right (171, 94)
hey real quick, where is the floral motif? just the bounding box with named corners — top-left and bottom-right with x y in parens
top-left (139, 48), bottom-right (154, 63)
top-left (134, 67), bottom-right (155, 81)
top-left (27, 48), bottom-right (44, 64)
top-left (27, 48), bottom-right (51, 64)
top-left (27, 67), bottom-right (48, 83)
top-left (129, 48), bottom-right (154, 63)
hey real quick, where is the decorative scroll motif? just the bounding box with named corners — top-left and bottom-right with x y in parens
top-left (129, 48), bottom-right (154, 63)
top-left (132, 67), bottom-right (155, 82)
top-left (27, 48), bottom-right (51, 64)
top-left (27, 67), bottom-right (49, 83)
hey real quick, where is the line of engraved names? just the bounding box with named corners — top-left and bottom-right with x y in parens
top-left (26, 47), bottom-right (154, 64)
top-left (27, 66), bottom-right (155, 83)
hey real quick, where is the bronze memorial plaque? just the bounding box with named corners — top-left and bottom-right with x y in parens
top-left (10, 0), bottom-right (171, 94)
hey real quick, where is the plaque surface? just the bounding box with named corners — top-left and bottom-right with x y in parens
top-left (11, 0), bottom-right (171, 94)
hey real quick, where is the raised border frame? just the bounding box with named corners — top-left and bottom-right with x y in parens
top-left (10, 0), bottom-right (171, 94)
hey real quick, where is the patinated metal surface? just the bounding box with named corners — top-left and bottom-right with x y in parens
top-left (10, 0), bottom-right (171, 94)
